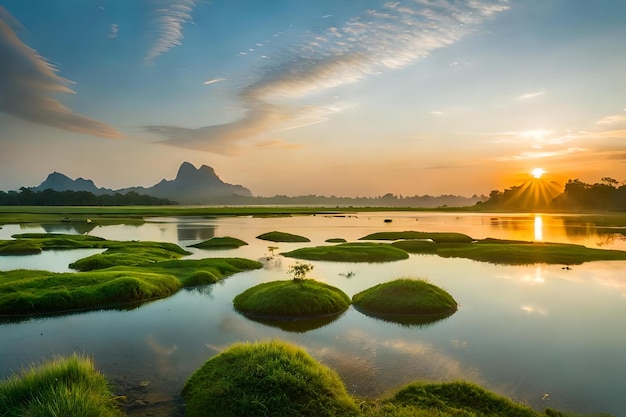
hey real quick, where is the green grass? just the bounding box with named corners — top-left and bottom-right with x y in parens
top-left (0, 269), bottom-right (181, 315)
top-left (360, 231), bottom-right (474, 243)
top-left (0, 240), bottom-right (43, 255)
top-left (393, 238), bottom-right (626, 265)
top-left (188, 236), bottom-right (248, 249)
top-left (256, 231), bottom-right (311, 242)
top-left (0, 353), bottom-right (122, 417)
top-left (372, 381), bottom-right (539, 417)
top-left (69, 241), bottom-right (190, 271)
top-left (0, 258), bottom-right (261, 316)
top-left (234, 279), bottom-right (350, 318)
top-left (182, 340), bottom-right (359, 417)
top-left (283, 242), bottom-right (409, 262)
top-left (352, 279), bottom-right (457, 325)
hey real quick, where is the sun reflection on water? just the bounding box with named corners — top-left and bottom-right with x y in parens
top-left (534, 214), bottom-right (543, 242)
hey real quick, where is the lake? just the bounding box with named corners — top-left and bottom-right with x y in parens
top-left (1, 212), bottom-right (625, 416)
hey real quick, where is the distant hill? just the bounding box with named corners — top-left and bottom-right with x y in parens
top-left (31, 162), bottom-right (253, 205)
top-left (26, 162), bottom-right (486, 207)
top-left (118, 162), bottom-right (253, 204)
top-left (32, 172), bottom-right (114, 195)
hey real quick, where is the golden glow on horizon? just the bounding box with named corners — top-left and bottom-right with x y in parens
top-left (531, 167), bottom-right (545, 179)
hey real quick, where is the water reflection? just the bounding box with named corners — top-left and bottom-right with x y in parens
top-left (238, 311), bottom-right (346, 333)
top-left (534, 215), bottom-right (543, 242)
top-left (352, 307), bottom-right (456, 327)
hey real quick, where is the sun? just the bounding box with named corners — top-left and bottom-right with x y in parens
top-left (531, 167), bottom-right (545, 179)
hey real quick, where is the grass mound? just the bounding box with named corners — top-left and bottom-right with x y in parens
top-left (182, 340), bottom-right (358, 417)
top-left (283, 242), bottom-right (409, 262)
top-left (360, 231), bottom-right (473, 243)
top-left (367, 381), bottom-right (539, 417)
top-left (393, 238), bottom-right (626, 265)
top-left (256, 231), bottom-right (311, 242)
top-left (352, 279), bottom-right (457, 324)
top-left (234, 279), bottom-right (350, 318)
top-left (188, 236), bottom-right (248, 249)
top-left (0, 353), bottom-right (121, 417)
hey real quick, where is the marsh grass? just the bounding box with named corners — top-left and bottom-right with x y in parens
top-left (0, 353), bottom-right (122, 417)
top-left (393, 238), bottom-right (626, 265)
top-left (188, 236), bottom-right (248, 249)
top-left (256, 231), bottom-right (311, 242)
top-left (182, 340), bottom-right (359, 417)
top-left (283, 242), bottom-right (409, 262)
top-left (352, 278), bottom-right (457, 318)
top-left (233, 279), bottom-right (350, 318)
top-left (360, 231), bottom-right (474, 243)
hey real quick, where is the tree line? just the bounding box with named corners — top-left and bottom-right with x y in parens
top-left (0, 188), bottom-right (176, 206)
top-left (478, 177), bottom-right (626, 211)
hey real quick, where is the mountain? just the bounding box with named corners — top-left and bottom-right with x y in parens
top-left (32, 172), bottom-right (114, 195)
top-left (31, 162), bottom-right (253, 204)
top-left (118, 162), bottom-right (253, 203)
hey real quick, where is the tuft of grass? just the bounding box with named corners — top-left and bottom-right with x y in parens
top-left (359, 231), bottom-right (474, 243)
top-left (182, 340), bottom-right (359, 417)
top-left (234, 279), bottom-right (350, 318)
top-left (352, 278), bottom-right (457, 323)
top-left (256, 231), bottom-right (311, 242)
top-left (283, 242), bottom-right (409, 263)
top-left (0, 353), bottom-right (122, 417)
top-left (188, 236), bottom-right (248, 249)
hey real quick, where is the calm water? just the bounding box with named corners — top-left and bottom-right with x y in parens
top-left (1, 213), bottom-right (626, 416)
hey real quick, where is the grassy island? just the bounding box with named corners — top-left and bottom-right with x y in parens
top-left (360, 231), bottom-right (474, 243)
top-left (256, 231), bottom-right (311, 242)
top-left (282, 242), bottom-right (409, 262)
top-left (0, 353), bottom-right (121, 417)
top-left (233, 279), bottom-right (350, 319)
top-left (0, 233), bottom-right (262, 316)
top-left (188, 236), bottom-right (248, 249)
top-left (325, 237), bottom-right (347, 243)
top-left (352, 279), bottom-right (457, 325)
top-left (391, 238), bottom-right (626, 265)
top-left (182, 340), bottom-right (359, 417)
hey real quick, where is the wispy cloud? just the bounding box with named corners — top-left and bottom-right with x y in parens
top-left (517, 91), bottom-right (545, 100)
top-left (145, 0), bottom-right (196, 61)
top-left (108, 23), bottom-right (119, 39)
top-left (147, 0), bottom-right (510, 153)
top-left (595, 114), bottom-right (626, 126)
top-left (203, 78), bottom-right (226, 86)
top-left (0, 7), bottom-right (122, 138)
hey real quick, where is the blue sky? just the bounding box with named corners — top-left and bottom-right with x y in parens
top-left (1, 0), bottom-right (625, 197)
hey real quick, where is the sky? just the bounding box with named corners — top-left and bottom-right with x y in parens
top-left (1, 0), bottom-right (625, 197)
